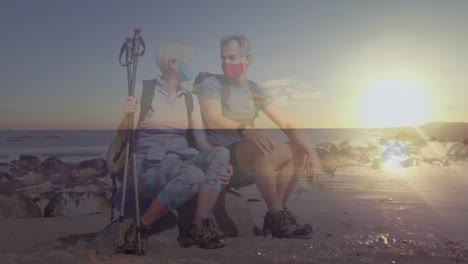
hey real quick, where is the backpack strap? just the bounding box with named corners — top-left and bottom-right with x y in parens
top-left (247, 80), bottom-right (263, 121)
top-left (138, 79), bottom-right (157, 125)
top-left (183, 91), bottom-right (196, 148)
top-left (216, 77), bottom-right (262, 125)
top-left (183, 91), bottom-right (194, 127)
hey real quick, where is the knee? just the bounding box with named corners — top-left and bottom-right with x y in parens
top-left (190, 168), bottom-right (205, 184)
top-left (180, 165), bottom-right (205, 185)
top-left (211, 146), bottom-right (230, 163)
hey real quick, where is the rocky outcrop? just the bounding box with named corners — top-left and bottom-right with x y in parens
top-left (66, 159), bottom-right (109, 187)
top-left (315, 141), bottom-right (367, 174)
top-left (0, 172), bottom-right (11, 183)
top-left (0, 185), bottom-right (41, 218)
top-left (2, 136), bottom-right (468, 220)
top-left (44, 191), bottom-right (111, 217)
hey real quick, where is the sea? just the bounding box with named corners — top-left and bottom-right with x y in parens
top-left (0, 129), bottom-right (384, 172)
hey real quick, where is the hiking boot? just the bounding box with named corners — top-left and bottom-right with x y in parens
top-left (283, 207), bottom-right (299, 225)
top-left (283, 207), bottom-right (313, 237)
top-left (177, 218), bottom-right (226, 249)
top-left (263, 209), bottom-right (313, 239)
top-left (115, 220), bottom-right (151, 255)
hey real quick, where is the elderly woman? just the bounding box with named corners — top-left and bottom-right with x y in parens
top-left (117, 40), bottom-right (230, 253)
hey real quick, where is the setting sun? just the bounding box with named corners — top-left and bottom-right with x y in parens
top-left (361, 80), bottom-right (432, 128)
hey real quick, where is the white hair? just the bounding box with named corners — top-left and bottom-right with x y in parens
top-left (155, 40), bottom-right (194, 72)
top-left (220, 35), bottom-right (251, 57)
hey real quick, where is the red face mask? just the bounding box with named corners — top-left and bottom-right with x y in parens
top-left (222, 62), bottom-right (244, 80)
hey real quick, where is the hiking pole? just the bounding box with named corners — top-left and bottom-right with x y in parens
top-left (117, 29), bottom-right (145, 255)
top-left (129, 28), bottom-right (145, 256)
top-left (117, 37), bottom-right (133, 251)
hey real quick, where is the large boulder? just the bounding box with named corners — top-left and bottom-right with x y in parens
top-left (419, 141), bottom-right (454, 163)
top-left (0, 185), bottom-right (41, 218)
top-left (16, 181), bottom-right (57, 201)
top-left (41, 156), bottom-right (73, 179)
top-left (315, 149), bottom-right (363, 174)
top-left (16, 171), bottom-right (47, 187)
top-left (44, 191), bottom-right (111, 217)
top-left (0, 172), bottom-right (11, 183)
top-left (446, 142), bottom-right (468, 161)
top-left (9, 155), bottom-right (42, 178)
top-left (67, 159), bottom-right (109, 187)
top-left (76, 159), bottom-right (108, 178)
top-left (9, 155), bottom-right (48, 187)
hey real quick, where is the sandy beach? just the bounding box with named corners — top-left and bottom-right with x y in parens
top-left (1, 162), bottom-right (467, 263)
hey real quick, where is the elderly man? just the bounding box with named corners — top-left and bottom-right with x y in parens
top-left (197, 35), bottom-right (321, 239)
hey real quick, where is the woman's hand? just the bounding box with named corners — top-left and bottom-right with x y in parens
top-left (219, 164), bottom-right (233, 189)
top-left (123, 96), bottom-right (138, 116)
top-left (304, 148), bottom-right (322, 184)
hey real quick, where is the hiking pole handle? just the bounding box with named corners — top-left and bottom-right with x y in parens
top-left (125, 38), bottom-right (133, 96)
top-left (132, 28), bottom-right (145, 57)
top-left (129, 28), bottom-right (143, 97)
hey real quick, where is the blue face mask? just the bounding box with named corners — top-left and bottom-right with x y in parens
top-left (178, 64), bottom-right (194, 81)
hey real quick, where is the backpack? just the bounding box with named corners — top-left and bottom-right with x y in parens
top-left (106, 78), bottom-right (194, 220)
top-left (192, 72), bottom-right (264, 126)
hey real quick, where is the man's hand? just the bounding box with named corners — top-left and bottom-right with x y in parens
top-left (304, 148), bottom-right (322, 184)
top-left (219, 164), bottom-right (233, 189)
top-left (123, 96), bottom-right (138, 116)
top-left (244, 130), bottom-right (275, 155)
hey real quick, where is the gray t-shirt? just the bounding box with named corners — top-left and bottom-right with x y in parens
top-left (197, 76), bottom-right (273, 147)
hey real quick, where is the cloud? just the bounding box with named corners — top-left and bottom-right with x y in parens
top-left (262, 78), bottom-right (324, 106)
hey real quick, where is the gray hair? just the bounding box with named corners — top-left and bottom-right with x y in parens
top-left (220, 35), bottom-right (251, 57)
top-left (155, 40), bottom-right (194, 72)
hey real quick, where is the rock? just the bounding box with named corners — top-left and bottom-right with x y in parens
top-left (177, 190), bottom-right (261, 237)
top-left (16, 171), bottom-right (47, 187)
top-left (316, 151), bottom-right (362, 174)
top-left (9, 155), bottom-right (42, 180)
top-left (19, 155), bottom-right (40, 164)
top-left (0, 172), bottom-right (10, 183)
top-left (49, 171), bottom-right (73, 185)
top-left (316, 142), bottom-right (338, 153)
top-left (44, 191), bottom-right (111, 217)
top-left (419, 141), bottom-right (450, 163)
top-left (16, 181), bottom-right (58, 201)
top-left (58, 180), bottom-right (109, 197)
top-left (0, 185), bottom-right (42, 218)
top-left (67, 159), bottom-right (109, 187)
top-left (41, 157), bottom-right (73, 178)
top-left (69, 168), bottom-right (100, 186)
top-left (337, 140), bottom-right (352, 152)
top-left (77, 159), bottom-right (108, 178)
top-left (446, 142), bottom-right (468, 161)
top-left (444, 159), bottom-right (454, 166)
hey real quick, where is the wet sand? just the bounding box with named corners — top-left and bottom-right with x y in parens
top-left (1, 163), bottom-right (467, 263)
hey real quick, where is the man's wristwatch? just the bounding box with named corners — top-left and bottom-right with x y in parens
top-left (237, 124), bottom-right (246, 138)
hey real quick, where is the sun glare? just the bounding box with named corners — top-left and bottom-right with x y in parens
top-left (361, 80), bottom-right (432, 128)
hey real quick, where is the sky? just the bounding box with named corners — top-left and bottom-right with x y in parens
top-left (0, 0), bottom-right (467, 130)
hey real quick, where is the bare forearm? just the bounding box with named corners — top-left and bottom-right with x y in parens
top-left (117, 114), bottom-right (133, 139)
top-left (193, 129), bottom-right (214, 152)
top-left (282, 126), bottom-right (315, 154)
top-left (206, 116), bottom-right (243, 137)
